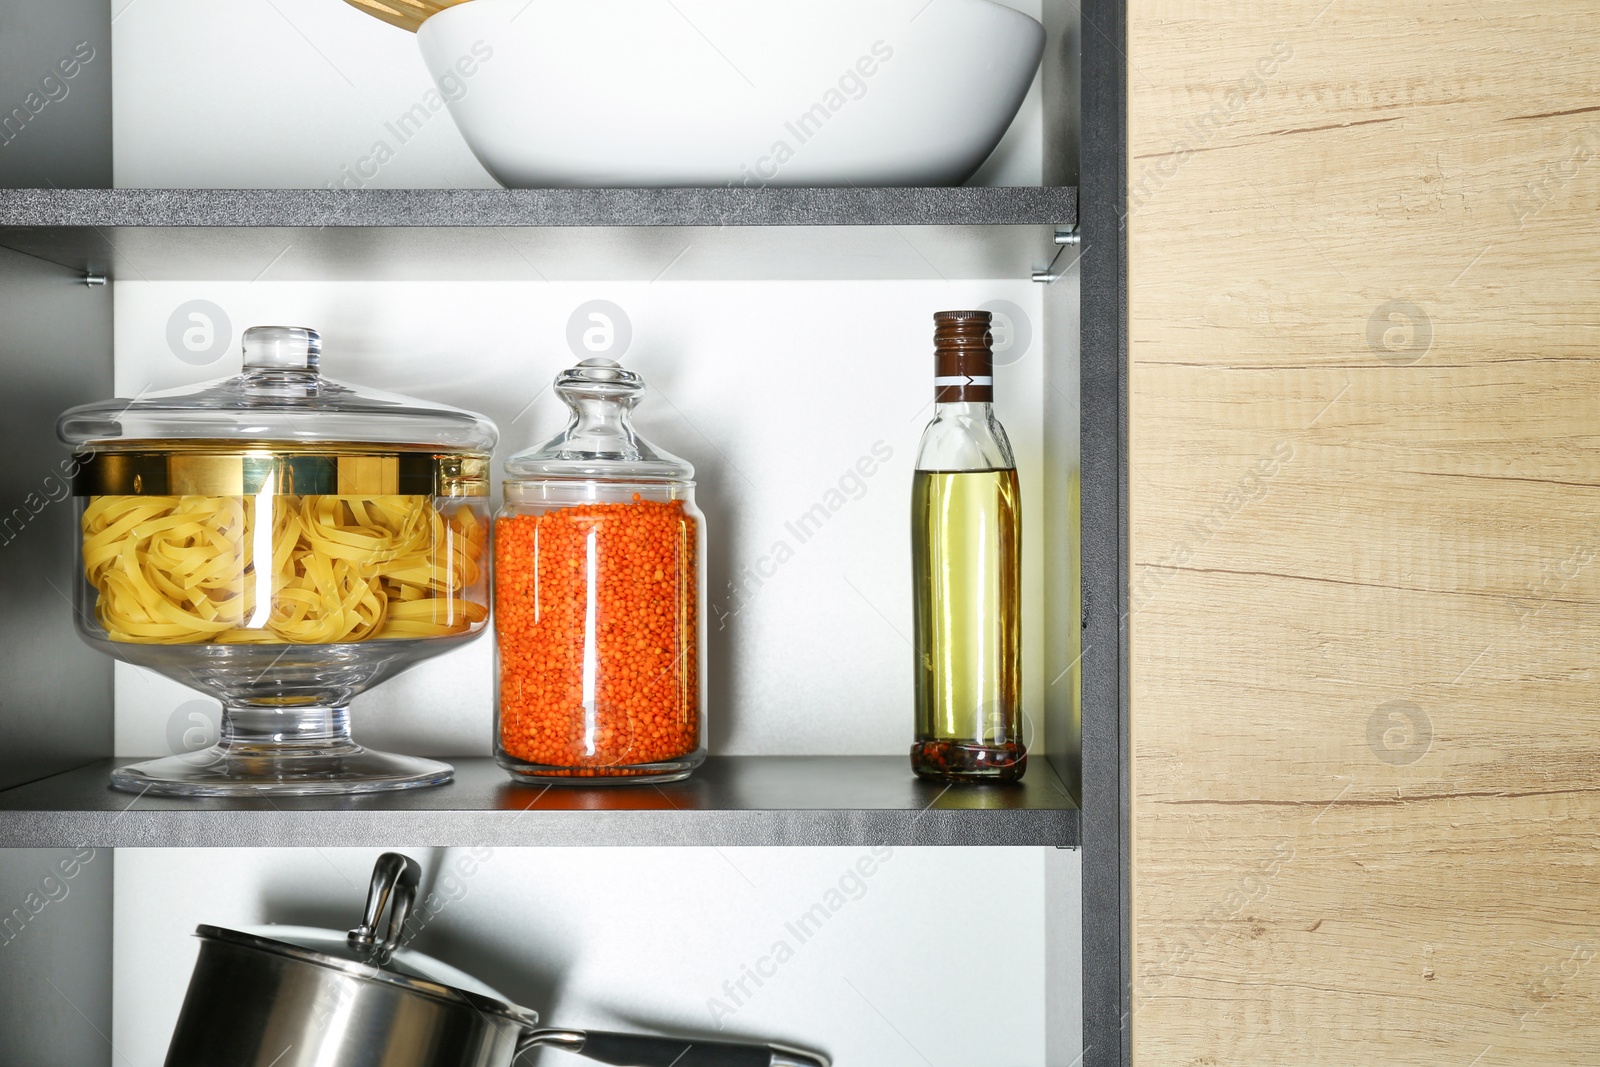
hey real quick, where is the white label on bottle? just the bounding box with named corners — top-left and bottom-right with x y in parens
top-left (933, 376), bottom-right (993, 387)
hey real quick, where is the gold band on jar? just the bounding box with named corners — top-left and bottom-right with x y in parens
top-left (71, 445), bottom-right (491, 498)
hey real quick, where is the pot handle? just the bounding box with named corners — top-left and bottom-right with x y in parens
top-left (346, 852), bottom-right (422, 959)
top-left (517, 1028), bottom-right (828, 1067)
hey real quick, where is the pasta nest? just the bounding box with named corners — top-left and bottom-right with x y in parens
top-left (81, 495), bottom-right (488, 644)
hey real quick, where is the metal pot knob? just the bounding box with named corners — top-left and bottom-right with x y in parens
top-left (346, 852), bottom-right (422, 962)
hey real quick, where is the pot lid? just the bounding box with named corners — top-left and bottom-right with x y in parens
top-left (504, 358), bottom-right (692, 482)
top-left (193, 853), bottom-right (535, 1027)
top-left (57, 326), bottom-right (498, 453)
top-left (195, 923), bottom-right (538, 1025)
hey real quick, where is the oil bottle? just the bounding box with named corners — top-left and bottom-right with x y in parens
top-left (910, 310), bottom-right (1025, 782)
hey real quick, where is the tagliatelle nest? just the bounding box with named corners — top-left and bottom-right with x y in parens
top-left (82, 494), bottom-right (487, 644)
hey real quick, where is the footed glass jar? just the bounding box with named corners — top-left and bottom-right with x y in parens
top-left (495, 359), bottom-right (707, 784)
top-left (57, 326), bottom-right (497, 796)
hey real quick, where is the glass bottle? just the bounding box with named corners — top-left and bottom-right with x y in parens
top-left (911, 310), bottom-right (1025, 782)
top-left (494, 358), bottom-right (707, 784)
top-left (56, 326), bottom-right (498, 796)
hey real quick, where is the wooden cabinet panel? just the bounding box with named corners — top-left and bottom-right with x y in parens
top-left (1128, 2), bottom-right (1600, 1062)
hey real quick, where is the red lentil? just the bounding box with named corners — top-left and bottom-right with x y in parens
top-left (495, 497), bottom-right (699, 775)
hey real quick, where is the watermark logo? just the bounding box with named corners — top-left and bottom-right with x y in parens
top-left (978, 299), bottom-right (1032, 367)
top-left (1137, 839), bottom-right (1295, 998)
top-left (166, 699), bottom-right (221, 761)
top-left (1508, 537), bottom-right (1597, 629)
top-left (714, 441), bottom-right (894, 630)
top-left (0, 847), bottom-right (97, 950)
top-left (1132, 440), bottom-right (1294, 615)
top-left (1516, 942), bottom-right (1596, 1031)
top-left (1366, 300), bottom-right (1432, 366)
top-left (731, 41), bottom-right (895, 188)
top-left (706, 846), bottom-right (894, 1028)
top-left (566, 300), bottom-right (633, 361)
top-left (328, 41), bottom-right (495, 190)
top-left (0, 449), bottom-right (92, 548)
top-left (0, 41), bottom-right (97, 150)
top-left (167, 300), bottom-right (233, 366)
top-left (1125, 41), bottom-right (1293, 222)
top-left (1367, 700), bottom-right (1431, 766)
top-left (1507, 127), bottom-right (1599, 229)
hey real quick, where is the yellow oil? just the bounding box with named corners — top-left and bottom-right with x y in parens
top-left (910, 468), bottom-right (1024, 781)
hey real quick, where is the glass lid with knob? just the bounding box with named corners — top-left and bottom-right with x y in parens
top-left (503, 357), bottom-right (693, 484)
top-left (59, 325), bottom-right (497, 452)
top-left (55, 326), bottom-right (500, 798)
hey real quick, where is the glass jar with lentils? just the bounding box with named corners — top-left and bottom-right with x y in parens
top-left (494, 359), bottom-right (706, 783)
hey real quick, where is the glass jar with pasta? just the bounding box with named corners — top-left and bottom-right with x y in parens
top-left (57, 326), bottom-right (498, 797)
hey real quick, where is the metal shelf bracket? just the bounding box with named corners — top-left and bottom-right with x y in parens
top-left (1034, 226), bottom-right (1081, 283)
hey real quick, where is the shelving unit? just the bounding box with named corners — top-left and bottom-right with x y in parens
top-left (0, 0), bottom-right (1126, 1064)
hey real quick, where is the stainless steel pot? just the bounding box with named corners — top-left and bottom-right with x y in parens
top-left (164, 853), bottom-right (828, 1067)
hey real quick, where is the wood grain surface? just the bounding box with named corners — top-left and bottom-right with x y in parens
top-left (1127, 2), bottom-right (1600, 1063)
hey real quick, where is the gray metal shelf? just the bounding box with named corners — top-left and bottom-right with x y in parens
top-left (0, 757), bottom-right (1079, 849)
top-left (0, 186), bottom-right (1077, 228)
top-left (0, 187), bottom-right (1076, 282)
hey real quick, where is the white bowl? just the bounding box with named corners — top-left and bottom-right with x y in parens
top-left (417, 0), bottom-right (1044, 188)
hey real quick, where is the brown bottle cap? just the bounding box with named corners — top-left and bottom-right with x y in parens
top-left (933, 310), bottom-right (993, 402)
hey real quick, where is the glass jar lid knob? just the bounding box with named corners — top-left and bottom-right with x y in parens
top-left (504, 357), bottom-right (693, 482)
top-left (555, 357), bottom-right (643, 405)
top-left (243, 326), bottom-right (321, 373)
